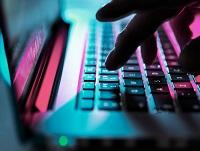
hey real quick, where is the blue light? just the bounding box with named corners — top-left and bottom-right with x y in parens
top-left (0, 32), bottom-right (11, 85)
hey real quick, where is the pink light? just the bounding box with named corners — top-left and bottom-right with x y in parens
top-left (190, 14), bottom-right (200, 39)
top-left (35, 28), bottom-right (66, 112)
top-left (163, 22), bottom-right (181, 56)
top-left (13, 28), bottom-right (46, 100)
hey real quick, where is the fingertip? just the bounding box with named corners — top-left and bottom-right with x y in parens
top-left (105, 50), bottom-right (122, 70)
top-left (96, 3), bottom-right (113, 22)
top-left (178, 41), bottom-right (200, 74)
top-left (96, 8), bottom-right (106, 21)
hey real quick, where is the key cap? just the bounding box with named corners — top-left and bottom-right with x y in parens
top-left (146, 65), bottom-right (162, 70)
top-left (165, 55), bottom-right (177, 61)
top-left (99, 55), bottom-right (107, 61)
top-left (164, 50), bottom-right (176, 55)
top-left (81, 90), bottom-right (94, 99)
top-left (99, 68), bottom-right (118, 75)
top-left (176, 90), bottom-right (197, 99)
top-left (122, 66), bottom-right (140, 72)
top-left (83, 74), bottom-right (95, 82)
top-left (99, 83), bottom-right (119, 91)
top-left (99, 62), bottom-right (106, 68)
top-left (148, 77), bottom-right (167, 85)
top-left (126, 59), bottom-right (138, 65)
top-left (153, 94), bottom-right (174, 111)
top-left (80, 100), bottom-right (94, 110)
top-left (86, 54), bottom-right (96, 60)
top-left (162, 43), bottom-right (172, 49)
top-left (98, 101), bottom-right (120, 110)
top-left (99, 75), bottom-right (119, 82)
top-left (85, 60), bottom-right (96, 66)
top-left (82, 82), bottom-right (95, 90)
top-left (151, 85), bottom-right (170, 94)
top-left (167, 61), bottom-right (180, 67)
top-left (124, 94), bottom-right (148, 112)
top-left (195, 75), bottom-right (200, 84)
top-left (123, 72), bottom-right (142, 79)
top-left (84, 67), bottom-right (96, 74)
top-left (123, 79), bottom-right (143, 87)
top-left (168, 67), bottom-right (186, 75)
top-left (125, 87), bottom-right (145, 95)
top-left (147, 71), bottom-right (165, 77)
top-left (171, 75), bottom-right (189, 82)
top-left (99, 91), bottom-right (119, 100)
top-left (177, 98), bottom-right (200, 112)
top-left (174, 82), bottom-right (193, 90)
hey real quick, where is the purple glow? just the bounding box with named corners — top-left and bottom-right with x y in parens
top-left (13, 28), bottom-right (45, 100)
top-left (190, 14), bottom-right (200, 39)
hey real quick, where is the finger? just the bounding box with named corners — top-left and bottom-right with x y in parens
top-left (141, 34), bottom-right (157, 65)
top-left (170, 6), bottom-right (195, 49)
top-left (178, 36), bottom-right (200, 75)
top-left (96, 0), bottom-right (195, 21)
top-left (105, 8), bottom-right (181, 70)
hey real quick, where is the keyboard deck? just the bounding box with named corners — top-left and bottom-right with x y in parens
top-left (77, 22), bottom-right (200, 113)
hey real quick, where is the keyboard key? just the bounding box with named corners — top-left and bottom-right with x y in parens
top-left (124, 94), bottom-right (148, 112)
top-left (151, 85), bottom-right (170, 94)
top-left (99, 91), bottom-right (119, 100)
top-left (99, 62), bottom-right (106, 68)
top-left (99, 68), bottom-right (118, 75)
top-left (174, 82), bottom-right (193, 90)
top-left (123, 72), bottom-right (142, 79)
top-left (176, 90), bottom-right (197, 99)
top-left (146, 65), bottom-right (162, 70)
top-left (123, 79), bottom-right (143, 87)
top-left (84, 67), bottom-right (96, 74)
top-left (81, 90), bottom-right (94, 99)
top-left (153, 94), bottom-right (174, 111)
top-left (195, 75), bottom-right (200, 84)
top-left (168, 68), bottom-right (186, 75)
top-left (86, 54), bottom-right (96, 60)
top-left (82, 82), bottom-right (95, 90)
top-left (126, 59), bottom-right (138, 65)
top-left (148, 77), bottom-right (167, 85)
top-left (85, 60), bottom-right (96, 66)
top-left (164, 50), bottom-right (176, 55)
top-left (99, 83), bottom-right (119, 91)
top-left (177, 99), bottom-right (200, 112)
top-left (83, 74), bottom-right (95, 82)
top-left (147, 71), bottom-right (165, 77)
top-left (167, 61), bottom-right (180, 67)
top-left (162, 43), bottom-right (172, 49)
top-left (99, 75), bottom-right (119, 82)
top-left (125, 87), bottom-right (145, 95)
top-left (171, 75), bottom-right (189, 82)
top-left (122, 65), bottom-right (140, 72)
top-left (80, 100), bottom-right (94, 110)
top-left (98, 101), bottom-right (120, 110)
top-left (165, 55), bottom-right (177, 61)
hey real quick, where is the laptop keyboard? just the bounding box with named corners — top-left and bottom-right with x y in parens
top-left (78, 22), bottom-right (200, 113)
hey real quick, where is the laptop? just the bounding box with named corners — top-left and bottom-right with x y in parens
top-left (1, 0), bottom-right (200, 150)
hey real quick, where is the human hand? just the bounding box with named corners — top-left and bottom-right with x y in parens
top-left (96, 0), bottom-right (200, 74)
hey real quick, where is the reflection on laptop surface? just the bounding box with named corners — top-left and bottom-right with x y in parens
top-left (1, 0), bottom-right (200, 150)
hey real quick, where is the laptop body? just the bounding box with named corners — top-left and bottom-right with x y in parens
top-left (1, 0), bottom-right (200, 150)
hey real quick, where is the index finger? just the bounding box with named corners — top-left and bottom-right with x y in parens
top-left (105, 8), bottom-right (181, 70)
